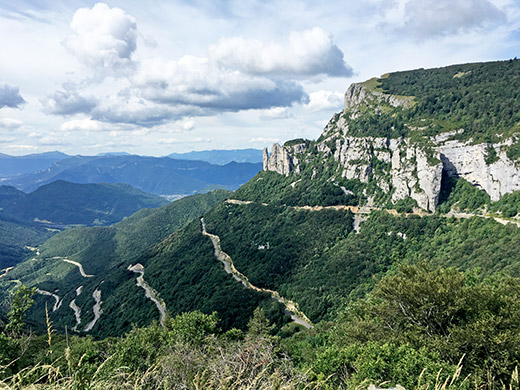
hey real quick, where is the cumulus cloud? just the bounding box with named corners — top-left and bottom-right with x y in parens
top-left (46, 7), bottom-right (345, 128)
top-left (60, 118), bottom-right (105, 132)
top-left (0, 84), bottom-right (26, 109)
top-left (305, 90), bottom-right (343, 111)
top-left (209, 27), bottom-right (352, 77)
top-left (0, 118), bottom-right (23, 129)
top-left (402, 0), bottom-right (506, 38)
top-left (134, 56), bottom-right (308, 111)
top-left (42, 85), bottom-right (97, 115)
top-left (90, 93), bottom-right (192, 126)
top-left (64, 3), bottom-right (137, 73)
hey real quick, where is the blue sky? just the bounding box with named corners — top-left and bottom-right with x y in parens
top-left (0, 0), bottom-right (519, 156)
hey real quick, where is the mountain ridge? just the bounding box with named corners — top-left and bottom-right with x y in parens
top-left (1, 155), bottom-right (262, 195)
top-left (263, 59), bottom-right (520, 212)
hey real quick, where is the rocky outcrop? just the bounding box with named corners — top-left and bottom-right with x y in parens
top-left (439, 140), bottom-right (520, 201)
top-left (263, 143), bottom-right (307, 176)
top-left (344, 81), bottom-right (415, 112)
top-left (263, 81), bottom-right (520, 211)
top-left (265, 137), bottom-right (443, 211)
top-left (390, 141), bottom-right (443, 211)
top-left (263, 144), bottom-right (292, 176)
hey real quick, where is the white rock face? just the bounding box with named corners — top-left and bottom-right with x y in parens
top-left (264, 136), bottom-right (444, 211)
top-left (389, 141), bottom-right (443, 211)
top-left (439, 140), bottom-right (520, 201)
top-left (263, 143), bottom-right (307, 176)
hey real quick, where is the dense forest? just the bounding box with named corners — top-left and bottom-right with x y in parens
top-left (342, 59), bottom-right (520, 146)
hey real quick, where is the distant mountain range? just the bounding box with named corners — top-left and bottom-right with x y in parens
top-left (0, 149), bottom-right (263, 179)
top-left (0, 151), bottom-right (69, 176)
top-left (166, 149), bottom-right (262, 165)
top-left (1, 155), bottom-right (262, 195)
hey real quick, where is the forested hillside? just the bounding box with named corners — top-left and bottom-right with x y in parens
top-left (0, 181), bottom-right (167, 268)
top-left (0, 190), bottom-right (231, 336)
top-left (0, 180), bottom-right (168, 226)
top-left (336, 59), bottom-right (520, 143)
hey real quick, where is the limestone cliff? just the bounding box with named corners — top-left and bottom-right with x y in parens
top-left (263, 82), bottom-right (520, 211)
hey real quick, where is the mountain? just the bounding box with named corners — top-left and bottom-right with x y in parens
top-left (259, 59), bottom-right (520, 214)
top-left (0, 180), bottom-right (168, 227)
top-left (1, 190), bottom-right (231, 335)
top-left (2, 60), bottom-right (520, 387)
top-left (0, 219), bottom-right (52, 268)
top-left (0, 180), bottom-right (168, 268)
top-left (0, 151), bottom-right (70, 177)
top-left (166, 148), bottom-right (263, 165)
top-left (96, 152), bottom-right (132, 156)
top-left (1, 155), bottom-right (262, 195)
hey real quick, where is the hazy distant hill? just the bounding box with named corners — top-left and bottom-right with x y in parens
top-left (0, 151), bottom-right (70, 177)
top-left (0, 218), bottom-right (51, 268)
top-left (2, 155), bottom-right (262, 195)
top-left (0, 180), bottom-right (168, 226)
top-left (0, 180), bottom-right (168, 267)
top-left (167, 148), bottom-right (262, 165)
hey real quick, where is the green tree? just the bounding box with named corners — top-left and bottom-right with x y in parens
top-left (6, 285), bottom-right (36, 336)
top-left (246, 307), bottom-right (275, 340)
top-left (332, 264), bottom-right (520, 385)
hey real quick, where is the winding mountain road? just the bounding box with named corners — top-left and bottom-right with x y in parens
top-left (54, 258), bottom-right (94, 278)
top-left (69, 286), bottom-right (83, 332)
top-left (0, 267), bottom-right (14, 278)
top-left (128, 264), bottom-right (167, 325)
top-left (84, 289), bottom-right (102, 332)
top-left (225, 199), bottom-right (520, 228)
top-left (201, 218), bottom-right (313, 329)
top-left (35, 288), bottom-right (62, 312)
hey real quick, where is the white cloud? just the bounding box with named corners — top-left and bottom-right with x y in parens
top-left (159, 137), bottom-right (178, 144)
top-left (0, 84), bottom-right (25, 109)
top-left (160, 136), bottom-right (210, 144)
top-left (133, 56), bottom-right (308, 112)
top-left (260, 107), bottom-right (291, 120)
top-left (179, 118), bottom-right (195, 131)
top-left (402, 0), bottom-right (506, 38)
top-left (43, 84), bottom-right (97, 115)
top-left (60, 118), bottom-right (105, 132)
top-left (91, 91), bottom-right (198, 126)
top-left (189, 137), bottom-right (211, 143)
top-left (305, 90), bottom-right (344, 111)
top-left (5, 144), bottom-right (38, 151)
top-left (209, 27), bottom-right (352, 77)
top-left (64, 3), bottom-right (137, 74)
top-left (0, 117), bottom-right (23, 129)
top-left (249, 137), bottom-right (280, 144)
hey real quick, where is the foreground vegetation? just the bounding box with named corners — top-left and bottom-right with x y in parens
top-left (0, 263), bottom-right (519, 389)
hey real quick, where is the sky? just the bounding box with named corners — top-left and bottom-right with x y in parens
top-left (0, 0), bottom-right (519, 156)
